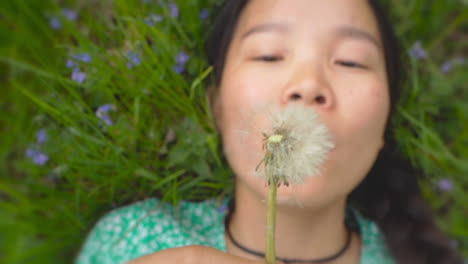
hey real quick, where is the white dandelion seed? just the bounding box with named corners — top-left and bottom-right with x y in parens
top-left (256, 104), bottom-right (335, 185)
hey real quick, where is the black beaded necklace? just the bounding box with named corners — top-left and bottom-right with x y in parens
top-left (223, 200), bottom-right (358, 264)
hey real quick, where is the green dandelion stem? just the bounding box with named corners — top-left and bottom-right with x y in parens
top-left (266, 176), bottom-right (278, 264)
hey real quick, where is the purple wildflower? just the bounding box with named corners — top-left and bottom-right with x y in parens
top-left (36, 129), bottom-right (47, 145)
top-left (409, 41), bottom-right (427, 60)
top-left (200, 9), bottom-right (209, 20)
top-left (50, 17), bottom-right (62, 30)
top-left (96, 104), bottom-right (116, 126)
top-left (441, 61), bottom-right (453, 74)
top-left (217, 203), bottom-right (228, 213)
top-left (71, 68), bottom-right (86, 84)
top-left (66, 59), bottom-right (75, 68)
top-left (176, 51), bottom-right (189, 65)
top-left (437, 178), bottom-right (454, 192)
top-left (26, 148), bottom-right (37, 158)
top-left (173, 64), bottom-right (185, 74)
top-left (441, 57), bottom-right (466, 74)
top-left (72, 53), bottom-right (92, 63)
top-left (169, 2), bottom-right (179, 18)
top-left (33, 152), bottom-right (49, 165)
top-left (145, 14), bottom-right (163, 26)
top-left (127, 51), bottom-right (142, 68)
top-left (97, 104), bottom-right (114, 113)
top-left (100, 115), bottom-right (113, 126)
top-left (62, 8), bottom-right (77, 21)
top-left (26, 148), bottom-right (49, 166)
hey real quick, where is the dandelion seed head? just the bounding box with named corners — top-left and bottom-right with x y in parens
top-left (256, 104), bottom-right (335, 185)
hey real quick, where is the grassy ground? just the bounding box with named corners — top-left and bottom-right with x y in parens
top-left (0, 0), bottom-right (467, 263)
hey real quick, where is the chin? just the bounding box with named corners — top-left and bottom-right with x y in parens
top-left (250, 174), bottom-right (335, 209)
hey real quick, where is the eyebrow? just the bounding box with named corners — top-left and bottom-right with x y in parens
top-left (241, 23), bottom-right (381, 50)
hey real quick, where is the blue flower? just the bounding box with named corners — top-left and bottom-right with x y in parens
top-left (97, 104), bottom-right (114, 113)
top-left (173, 51), bottom-right (189, 74)
top-left (169, 2), bottom-right (179, 18)
top-left (217, 203), bottom-right (228, 213)
top-left (145, 13), bottom-right (163, 26)
top-left (441, 57), bottom-right (465, 74)
top-left (26, 148), bottom-right (49, 166)
top-left (71, 68), bottom-right (86, 84)
top-left (66, 59), bottom-right (75, 68)
top-left (50, 17), bottom-right (62, 30)
top-left (409, 41), bottom-right (427, 60)
top-left (36, 129), bottom-right (47, 145)
top-left (96, 104), bottom-right (116, 126)
top-left (62, 8), bottom-right (77, 21)
top-left (200, 9), bottom-right (209, 20)
top-left (127, 51), bottom-right (142, 69)
top-left (72, 53), bottom-right (92, 63)
top-left (437, 178), bottom-right (454, 192)
top-left (176, 51), bottom-right (189, 65)
top-left (173, 64), bottom-right (185, 74)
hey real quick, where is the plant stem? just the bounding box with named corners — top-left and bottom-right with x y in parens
top-left (266, 178), bottom-right (278, 264)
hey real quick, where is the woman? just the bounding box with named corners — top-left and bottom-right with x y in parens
top-left (76, 0), bottom-right (462, 263)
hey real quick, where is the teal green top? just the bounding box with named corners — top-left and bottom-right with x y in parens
top-left (75, 197), bottom-right (395, 264)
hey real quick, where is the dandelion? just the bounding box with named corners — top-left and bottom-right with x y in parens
top-left (62, 8), bottom-right (77, 21)
top-left (256, 105), bottom-right (334, 185)
top-left (437, 178), bottom-right (454, 192)
top-left (71, 68), bottom-right (86, 84)
top-left (49, 16), bottom-right (61, 30)
top-left (409, 41), bottom-right (427, 60)
top-left (36, 129), bottom-right (47, 145)
top-left (169, 2), bottom-right (179, 18)
top-left (258, 104), bottom-right (335, 264)
top-left (200, 9), bottom-right (209, 20)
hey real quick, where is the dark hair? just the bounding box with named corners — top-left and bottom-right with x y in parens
top-left (206, 0), bottom-right (463, 263)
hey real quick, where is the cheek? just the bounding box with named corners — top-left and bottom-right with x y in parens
top-left (332, 81), bottom-right (389, 185)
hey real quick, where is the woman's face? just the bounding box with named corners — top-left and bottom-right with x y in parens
top-left (214, 0), bottom-right (390, 208)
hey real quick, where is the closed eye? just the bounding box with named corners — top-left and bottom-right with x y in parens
top-left (335, 60), bottom-right (367, 69)
top-left (253, 55), bottom-right (283, 62)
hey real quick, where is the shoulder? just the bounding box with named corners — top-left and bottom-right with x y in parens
top-left (75, 197), bottom-right (228, 264)
top-left (352, 210), bottom-right (396, 264)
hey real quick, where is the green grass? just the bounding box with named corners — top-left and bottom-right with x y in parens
top-left (0, 0), bottom-right (467, 263)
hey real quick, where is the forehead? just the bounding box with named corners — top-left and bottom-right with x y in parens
top-left (235, 0), bottom-right (380, 40)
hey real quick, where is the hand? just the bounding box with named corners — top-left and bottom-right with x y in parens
top-left (127, 245), bottom-right (284, 264)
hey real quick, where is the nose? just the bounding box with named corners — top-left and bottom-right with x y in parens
top-left (281, 64), bottom-right (333, 109)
